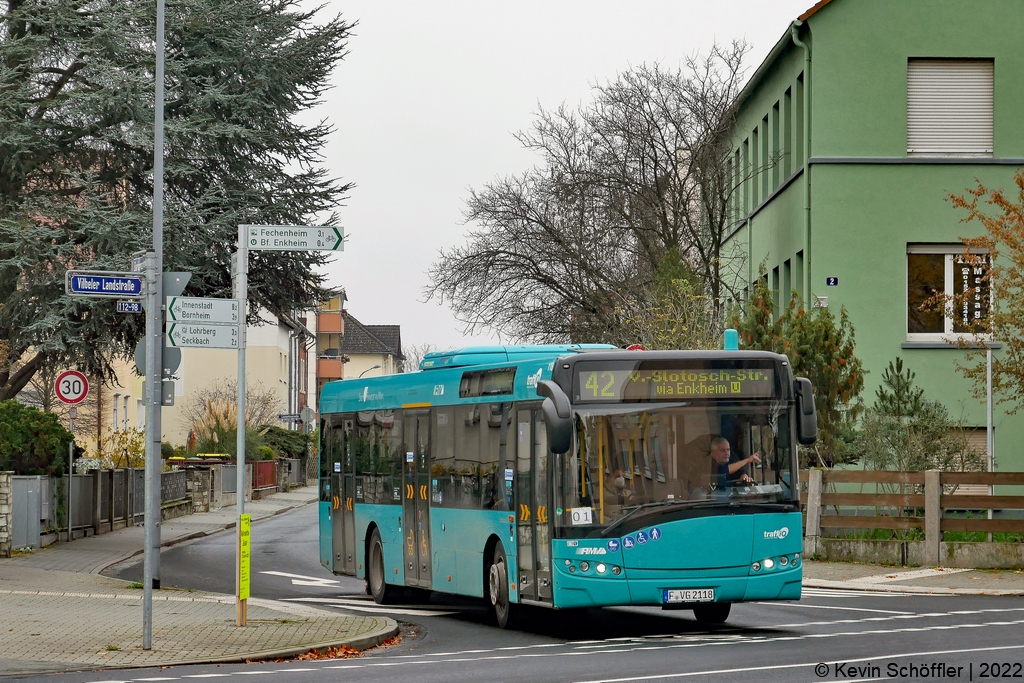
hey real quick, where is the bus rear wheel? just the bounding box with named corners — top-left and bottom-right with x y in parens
top-left (368, 529), bottom-right (398, 605)
top-left (488, 542), bottom-right (514, 628)
top-left (693, 603), bottom-right (731, 624)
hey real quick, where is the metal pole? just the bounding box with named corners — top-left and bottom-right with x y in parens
top-left (67, 436), bottom-right (73, 543)
top-left (235, 224), bottom-right (248, 626)
top-left (143, 0), bottom-right (166, 651)
top-left (987, 345), bottom-right (994, 541)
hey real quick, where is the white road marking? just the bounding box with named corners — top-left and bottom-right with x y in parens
top-left (573, 642), bottom-right (1024, 682)
top-left (259, 570), bottom-right (341, 587)
top-left (757, 602), bottom-right (913, 615)
top-left (282, 595), bottom-right (456, 616)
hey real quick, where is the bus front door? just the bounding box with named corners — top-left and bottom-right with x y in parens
top-left (516, 408), bottom-right (552, 602)
top-left (403, 411), bottom-right (432, 588)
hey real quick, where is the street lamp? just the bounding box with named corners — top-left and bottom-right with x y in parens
top-left (358, 364), bottom-right (382, 378)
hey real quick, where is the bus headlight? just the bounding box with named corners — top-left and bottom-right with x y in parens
top-left (763, 558), bottom-right (775, 570)
top-left (611, 565), bottom-right (621, 575)
top-left (596, 563), bottom-right (606, 574)
top-left (579, 561), bottom-right (590, 572)
top-left (751, 561), bottom-right (761, 571)
top-left (779, 555), bottom-right (789, 566)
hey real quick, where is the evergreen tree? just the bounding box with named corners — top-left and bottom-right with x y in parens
top-left (854, 358), bottom-right (983, 474)
top-left (873, 358), bottom-right (925, 420)
top-left (730, 268), bottom-right (865, 467)
top-left (0, 0), bottom-right (353, 399)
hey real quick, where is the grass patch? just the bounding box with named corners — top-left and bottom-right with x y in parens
top-left (105, 645), bottom-right (120, 651)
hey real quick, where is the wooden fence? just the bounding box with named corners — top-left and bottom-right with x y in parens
top-left (801, 469), bottom-right (1024, 567)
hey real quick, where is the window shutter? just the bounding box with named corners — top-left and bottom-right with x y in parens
top-left (907, 59), bottom-right (993, 156)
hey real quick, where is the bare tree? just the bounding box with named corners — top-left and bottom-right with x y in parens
top-left (400, 343), bottom-right (439, 373)
top-left (428, 43), bottom-right (772, 343)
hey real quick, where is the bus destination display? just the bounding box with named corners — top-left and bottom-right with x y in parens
top-left (576, 366), bottom-right (776, 402)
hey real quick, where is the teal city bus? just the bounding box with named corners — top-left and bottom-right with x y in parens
top-left (318, 343), bottom-right (817, 627)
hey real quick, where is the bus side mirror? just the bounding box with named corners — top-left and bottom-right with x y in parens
top-left (794, 377), bottom-right (817, 446)
top-left (537, 380), bottom-right (572, 454)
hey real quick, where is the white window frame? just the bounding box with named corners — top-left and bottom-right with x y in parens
top-left (906, 245), bottom-right (991, 342)
top-left (123, 395), bottom-right (131, 431)
top-left (112, 392), bottom-right (121, 433)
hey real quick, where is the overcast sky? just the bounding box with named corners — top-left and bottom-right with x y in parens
top-left (306, 0), bottom-right (813, 351)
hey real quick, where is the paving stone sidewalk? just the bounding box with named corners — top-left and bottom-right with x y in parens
top-left (0, 487), bottom-right (397, 675)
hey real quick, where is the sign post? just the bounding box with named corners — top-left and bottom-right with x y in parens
top-left (55, 371), bottom-right (88, 544)
top-left (233, 223), bottom-right (344, 625)
top-left (238, 513), bottom-right (251, 626)
top-left (142, 0), bottom-right (166, 651)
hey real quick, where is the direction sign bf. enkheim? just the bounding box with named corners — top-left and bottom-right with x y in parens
top-left (247, 225), bottom-right (344, 251)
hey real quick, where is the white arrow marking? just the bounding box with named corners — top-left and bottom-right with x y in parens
top-left (260, 570), bottom-right (341, 587)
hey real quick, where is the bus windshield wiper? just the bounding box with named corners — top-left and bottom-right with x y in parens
top-left (598, 498), bottom-right (797, 537)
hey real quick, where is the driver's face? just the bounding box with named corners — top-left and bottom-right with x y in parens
top-left (711, 442), bottom-right (731, 463)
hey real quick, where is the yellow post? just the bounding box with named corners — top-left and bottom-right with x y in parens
top-left (237, 513), bottom-right (251, 626)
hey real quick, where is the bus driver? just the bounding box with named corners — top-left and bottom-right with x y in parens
top-left (709, 436), bottom-right (760, 490)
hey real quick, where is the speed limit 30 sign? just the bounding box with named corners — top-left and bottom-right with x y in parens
top-left (55, 370), bottom-right (89, 405)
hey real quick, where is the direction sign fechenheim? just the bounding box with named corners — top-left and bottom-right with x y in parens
top-left (167, 297), bottom-right (239, 324)
top-left (65, 270), bottom-right (145, 298)
top-left (166, 322), bottom-right (238, 348)
top-left (247, 225), bottom-right (344, 251)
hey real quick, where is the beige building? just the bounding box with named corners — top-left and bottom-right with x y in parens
top-left (57, 307), bottom-right (316, 452)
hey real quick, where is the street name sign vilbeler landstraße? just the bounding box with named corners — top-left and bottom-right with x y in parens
top-left (166, 322), bottom-right (238, 349)
top-left (247, 225), bottom-right (344, 251)
top-left (65, 270), bottom-right (145, 298)
top-left (167, 297), bottom-right (239, 324)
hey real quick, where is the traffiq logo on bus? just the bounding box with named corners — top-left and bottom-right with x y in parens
top-left (764, 527), bottom-right (789, 539)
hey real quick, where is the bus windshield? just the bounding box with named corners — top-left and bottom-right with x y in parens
top-left (553, 403), bottom-right (796, 537)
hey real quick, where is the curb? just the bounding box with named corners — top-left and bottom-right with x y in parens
top-left (803, 577), bottom-right (1024, 596)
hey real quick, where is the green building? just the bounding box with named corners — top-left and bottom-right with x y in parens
top-left (725, 0), bottom-right (1023, 469)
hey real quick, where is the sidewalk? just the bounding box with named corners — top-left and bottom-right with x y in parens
top-left (803, 559), bottom-right (1024, 595)
top-left (0, 486), bottom-right (398, 676)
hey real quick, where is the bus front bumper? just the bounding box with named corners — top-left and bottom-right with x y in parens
top-left (552, 564), bottom-right (802, 609)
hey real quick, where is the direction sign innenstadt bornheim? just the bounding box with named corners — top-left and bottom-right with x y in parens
top-left (247, 225), bottom-right (344, 251)
top-left (65, 271), bottom-right (144, 298)
top-left (166, 322), bottom-right (238, 349)
top-left (167, 297), bottom-right (239, 324)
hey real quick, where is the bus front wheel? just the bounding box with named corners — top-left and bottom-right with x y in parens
top-left (693, 603), bottom-right (731, 624)
top-left (368, 529), bottom-right (398, 605)
top-left (488, 543), bottom-right (514, 628)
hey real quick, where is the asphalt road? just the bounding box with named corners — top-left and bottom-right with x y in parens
top-left (31, 503), bottom-right (1020, 682)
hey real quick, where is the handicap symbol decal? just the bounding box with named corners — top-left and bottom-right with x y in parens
top-left (622, 536), bottom-right (635, 549)
top-left (607, 539), bottom-right (620, 552)
top-left (636, 530), bottom-right (649, 544)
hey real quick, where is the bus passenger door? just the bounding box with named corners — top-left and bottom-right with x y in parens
top-left (403, 411), bottom-right (432, 588)
top-left (328, 416), bottom-right (353, 575)
top-left (340, 418), bottom-right (356, 575)
top-left (516, 406), bottom-right (552, 603)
